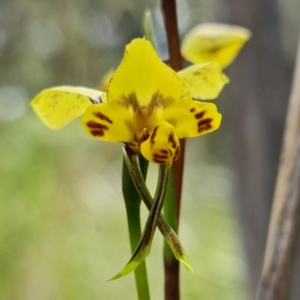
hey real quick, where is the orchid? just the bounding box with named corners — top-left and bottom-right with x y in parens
top-left (31, 37), bottom-right (230, 283)
top-left (181, 23), bottom-right (251, 69)
top-left (32, 38), bottom-right (225, 165)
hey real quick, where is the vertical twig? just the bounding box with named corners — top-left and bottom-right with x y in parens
top-left (161, 1), bottom-right (184, 300)
top-left (256, 36), bottom-right (300, 300)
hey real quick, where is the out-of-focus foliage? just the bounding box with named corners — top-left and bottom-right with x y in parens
top-left (0, 117), bottom-right (249, 299)
top-left (0, 0), bottom-right (255, 299)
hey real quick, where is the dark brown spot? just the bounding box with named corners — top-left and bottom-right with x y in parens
top-left (139, 129), bottom-right (150, 144)
top-left (160, 149), bottom-right (169, 155)
top-left (195, 111), bottom-right (206, 119)
top-left (168, 134), bottom-right (177, 149)
top-left (198, 125), bottom-right (212, 133)
top-left (153, 154), bottom-right (169, 160)
top-left (209, 47), bottom-right (220, 54)
top-left (150, 126), bottom-right (158, 146)
top-left (93, 112), bottom-right (113, 124)
top-left (198, 119), bottom-right (212, 127)
top-left (193, 71), bottom-right (201, 75)
top-left (197, 118), bottom-right (213, 133)
top-left (190, 107), bottom-right (195, 113)
top-left (90, 130), bottom-right (105, 137)
top-left (86, 121), bottom-right (109, 137)
top-left (86, 121), bottom-right (108, 130)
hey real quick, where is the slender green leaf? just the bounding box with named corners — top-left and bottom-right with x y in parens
top-left (121, 155), bottom-right (150, 299)
top-left (109, 163), bottom-right (169, 280)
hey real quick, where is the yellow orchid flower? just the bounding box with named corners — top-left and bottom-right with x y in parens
top-left (181, 23), bottom-right (251, 69)
top-left (31, 38), bottom-right (222, 165)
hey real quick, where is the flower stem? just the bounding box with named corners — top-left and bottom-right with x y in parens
top-left (161, 1), bottom-right (184, 299)
top-left (122, 156), bottom-right (151, 300)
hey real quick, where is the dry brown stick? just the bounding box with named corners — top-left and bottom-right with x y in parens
top-left (256, 36), bottom-right (300, 300)
top-left (161, 1), bottom-right (183, 300)
top-left (161, 0), bottom-right (185, 219)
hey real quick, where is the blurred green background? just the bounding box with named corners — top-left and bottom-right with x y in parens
top-left (1, 0), bottom-right (298, 299)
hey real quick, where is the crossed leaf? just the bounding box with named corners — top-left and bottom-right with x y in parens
top-left (109, 147), bottom-right (192, 280)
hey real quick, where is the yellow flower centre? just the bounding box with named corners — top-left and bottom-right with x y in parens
top-left (134, 107), bottom-right (158, 142)
top-left (118, 91), bottom-right (174, 150)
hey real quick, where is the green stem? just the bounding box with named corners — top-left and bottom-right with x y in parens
top-left (122, 156), bottom-right (150, 300)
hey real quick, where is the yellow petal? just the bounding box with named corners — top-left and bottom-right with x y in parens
top-left (181, 23), bottom-right (251, 69)
top-left (161, 100), bottom-right (222, 139)
top-left (31, 86), bottom-right (106, 130)
top-left (178, 62), bottom-right (229, 100)
top-left (81, 102), bottom-right (136, 144)
top-left (140, 121), bottom-right (180, 165)
top-left (107, 38), bottom-right (191, 108)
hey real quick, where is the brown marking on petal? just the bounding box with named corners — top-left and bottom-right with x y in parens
top-left (153, 158), bottom-right (167, 164)
top-left (168, 134), bottom-right (177, 149)
top-left (195, 111), bottom-right (206, 119)
top-left (153, 154), bottom-right (169, 160)
top-left (149, 91), bottom-right (174, 111)
top-left (86, 121), bottom-right (109, 137)
top-left (190, 107), bottom-right (195, 113)
top-left (118, 93), bottom-right (139, 111)
top-left (198, 118), bottom-right (212, 127)
top-left (193, 71), bottom-right (201, 75)
top-left (197, 118), bottom-right (213, 133)
top-left (150, 126), bottom-right (158, 147)
top-left (90, 129), bottom-right (105, 137)
top-left (93, 112), bottom-right (113, 124)
top-left (198, 125), bottom-right (212, 133)
top-left (139, 129), bottom-right (150, 144)
top-left (160, 149), bottom-right (169, 155)
top-left (209, 46), bottom-right (220, 54)
top-left (86, 121), bottom-right (109, 130)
